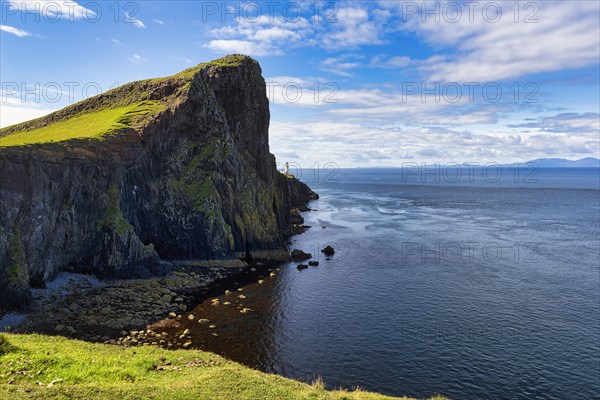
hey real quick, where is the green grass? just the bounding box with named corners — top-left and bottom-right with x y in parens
top-left (205, 54), bottom-right (251, 67)
top-left (0, 101), bottom-right (164, 148)
top-left (0, 334), bottom-right (448, 400)
top-left (0, 55), bottom-right (256, 149)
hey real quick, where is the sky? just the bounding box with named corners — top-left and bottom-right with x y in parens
top-left (1, 0), bottom-right (599, 167)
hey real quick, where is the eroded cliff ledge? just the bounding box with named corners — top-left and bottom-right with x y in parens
top-left (0, 55), bottom-right (315, 311)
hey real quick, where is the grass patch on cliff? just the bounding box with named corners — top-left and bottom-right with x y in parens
top-left (7, 228), bottom-right (28, 287)
top-left (0, 334), bottom-right (448, 400)
top-left (206, 54), bottom-right (249, 67)
top-left (96, 186), bottom-right (133, 236)
top-left (0, 101), bottom-right (164, 148)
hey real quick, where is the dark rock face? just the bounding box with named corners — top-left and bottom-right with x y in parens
top-left (0, 228), bottom-right (31, 310)
top-left (0, 56), bottom-right (313, 311)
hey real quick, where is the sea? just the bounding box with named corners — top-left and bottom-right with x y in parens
top-left (189, 167), bottom-right (600, 400)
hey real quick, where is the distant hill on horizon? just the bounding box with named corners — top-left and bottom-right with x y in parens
top-left (523, 157), bottom-right (600, 167)
top-left (359, 157), bottom-right (600, 169)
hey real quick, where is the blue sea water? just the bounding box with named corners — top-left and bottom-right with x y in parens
top-left (208, 167), bottom-right (600, 400)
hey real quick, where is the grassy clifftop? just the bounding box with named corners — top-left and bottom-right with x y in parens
top-left (0, 334), bottom-right (448, 400)
top-left (0, 101), bottom-right (164, 147)
top-left (0, 55), bottom-right (252, 148)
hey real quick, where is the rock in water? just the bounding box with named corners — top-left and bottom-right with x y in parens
top-left (0, 55), bottom-right (316, 312)
top-left (297, 264), bottom-right (309, 270)
top-left (321, 246), bottom-right (335, 256)
top-left (308, 261), bottom-right (319, 266)
top-left (291, 249), bottom-right (312, 261)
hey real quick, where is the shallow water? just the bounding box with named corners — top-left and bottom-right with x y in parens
top-left (186, 168), bottom-right (600, 400)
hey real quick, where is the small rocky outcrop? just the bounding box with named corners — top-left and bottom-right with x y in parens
top-left (321, 246), bottom-right (335, 256)
top-left (291, 249), bottom-right (312, 261)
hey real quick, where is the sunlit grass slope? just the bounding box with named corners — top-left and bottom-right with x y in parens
top-left (0, 334), bottom-right (448, 400)
top-left (0, 101), bottom-right (163, 147)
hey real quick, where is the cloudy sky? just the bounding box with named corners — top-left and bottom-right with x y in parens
top-left (1, 0), bottom-right (599, 166)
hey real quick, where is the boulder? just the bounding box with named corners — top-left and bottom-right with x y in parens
top-left (291, 249), bottom-right (312, 261)
top-left (321, 246), bottom-right (335, 256)
top-left (290, 214), bottom-right (304, 225)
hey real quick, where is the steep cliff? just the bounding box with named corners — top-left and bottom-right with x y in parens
top-left (0, 55), bottom-right (314, 311)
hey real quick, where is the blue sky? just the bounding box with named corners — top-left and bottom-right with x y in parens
top-left (1, 0), bottom-right (599, 167)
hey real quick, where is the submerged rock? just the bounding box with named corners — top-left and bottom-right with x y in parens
top-left (321, 246), bottom-right (335, 256)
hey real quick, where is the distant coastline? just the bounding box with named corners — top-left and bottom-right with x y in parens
top-left (357, 157), bottom-right (600, 169)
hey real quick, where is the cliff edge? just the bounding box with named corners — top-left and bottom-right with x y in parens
top-left (0, 55), bottom-right (315, 311)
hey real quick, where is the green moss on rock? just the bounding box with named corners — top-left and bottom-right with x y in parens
top-left (96, 186), bottom-right (133, 236)
top-left (7, 228), bottom-right (28, 288)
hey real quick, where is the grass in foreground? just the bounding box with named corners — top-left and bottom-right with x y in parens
top-left (0, 101), bottom-right (163, 148)
top-left (0, 334), bottom-right (448, 400)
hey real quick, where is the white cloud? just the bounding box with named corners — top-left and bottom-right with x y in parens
top-left (110, 38), bottom-right (126, 47)
top-left (204, 39), bottom-right (282, 57)
top-left (509, 113), bottom-right (600, 134)
top-left (253, 26), bottom-right (301, 42)
top-left (126, 54), bottom-right (148, 64)
top-left (0, 25), bottom-right (32, 37)
top-left (0, 99), bottom-right (57, 128)
top-left (125, 12), bottom-right (145, 29)
top-left (320, 55), bottom-right (362, 77)
top-left (168, 55), bottom-right (193, 64)
top-left (317, 54), bottom-right (413, 76)
top-left (266, 76), bottom-right (313, 86)
top-left (205, 16), bottom-right (311, 56)
top-left (153, 19), bottom-right (165, 25)
top-left (6, 0), bottom-right (96, 20)
top-left (395, 0), bottom-right (600, 82)
top-left (370, 55), bottom-right (412, 69)
top-left (266, 77), bottom-right (502, 125)
top-left (203, 7), bottom-right (390, 56)
top-left (265, 75), bottom-right (343, 107)
top-left (270, 118), bottom-right (600, 167)
top-left (322, 8), bottom-right (385, 49)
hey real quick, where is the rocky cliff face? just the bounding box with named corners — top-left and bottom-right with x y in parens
top-left (0, 55), bottom-right (314, 311)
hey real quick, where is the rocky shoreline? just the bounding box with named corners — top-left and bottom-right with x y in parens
top-left (1, 202), bottom-right (317, 345)
top-left (2, 258), bottom-right (294, 343)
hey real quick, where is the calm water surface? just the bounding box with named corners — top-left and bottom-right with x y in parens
top-left (186, 168), bottom-right (600, 400)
